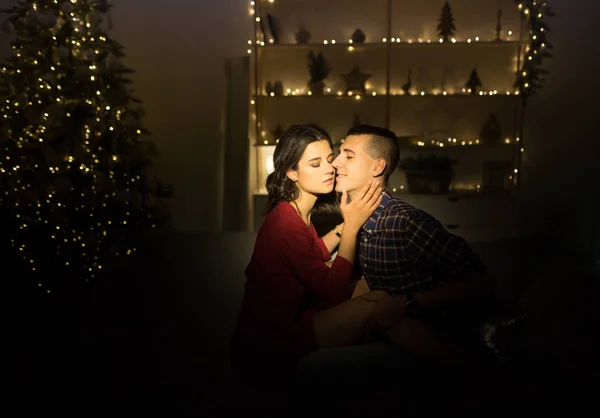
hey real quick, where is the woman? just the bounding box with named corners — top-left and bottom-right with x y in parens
top-left (231, 124), bottom-right (389, 389)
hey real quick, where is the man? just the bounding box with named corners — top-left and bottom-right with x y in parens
top-left (331, 124), bottom-right (495, 369)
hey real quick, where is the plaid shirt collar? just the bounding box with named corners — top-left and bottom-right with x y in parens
top-left (362, 189), bottom-right (393, 234)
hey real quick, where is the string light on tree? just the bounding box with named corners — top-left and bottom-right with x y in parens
top-left (0, 0), bottom-right (172, 292)
top-left (513, 0), bottom-right (555, 98)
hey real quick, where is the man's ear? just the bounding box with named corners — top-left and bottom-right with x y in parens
top-left (373, 158), bottom-right (387, 178)
top-left (286, 169), bottom-right (298, 182)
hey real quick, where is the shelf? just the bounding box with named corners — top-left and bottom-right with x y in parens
top-left (258, 42), bottom-right (388, 49)
top-left (399, 143), bottom-right (519, 151)
top-left (257, 92), bottom-right (522, 99)
top-left (254, 140), bottom-right (520, 148)
top-left (256, 40), bottom-right (522, 49)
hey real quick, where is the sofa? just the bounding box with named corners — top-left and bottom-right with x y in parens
top-left (17, 230), bottom-right (599, 416)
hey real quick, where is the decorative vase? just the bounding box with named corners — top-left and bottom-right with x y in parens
top-left (273, 81), bottom-right (284, 96)
top-left (296, 27), bottom-right (311, 44)
top-left (265, 81), bottom-right (274, 96)
top-left (351, 28), bottom-right (366, 44)
top-left (308, 80), bottom-right (324, 95)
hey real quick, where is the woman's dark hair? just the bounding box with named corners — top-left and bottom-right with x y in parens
top-left (265, 124), bottom-right (338, 215)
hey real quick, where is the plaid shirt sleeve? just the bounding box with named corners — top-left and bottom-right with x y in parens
top-left (398, 211), bottom-right (487, 283)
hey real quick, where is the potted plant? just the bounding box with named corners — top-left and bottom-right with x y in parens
top-left (307, 50), bottom-right (332, 95)
top-left (400, 154), bottom-right (457, 194)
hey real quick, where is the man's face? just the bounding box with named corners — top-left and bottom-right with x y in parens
top-left (332, 134), bottom-right (376, 198)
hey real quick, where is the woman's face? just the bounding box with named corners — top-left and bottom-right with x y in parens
top-left (288, 140), bottom-right (335, 196)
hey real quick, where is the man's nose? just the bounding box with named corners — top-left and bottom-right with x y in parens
top-left (332, 155), bottom-right (341, 168)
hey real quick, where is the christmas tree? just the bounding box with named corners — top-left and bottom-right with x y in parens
top-left (465, 68), bottom-right (482, 95)
top-left (437, 1), bottom-right (456, 42)
top-left (0, 0), bottom-right (171, 293)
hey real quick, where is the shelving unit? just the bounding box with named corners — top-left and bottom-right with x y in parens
top-left (242, 0), bottom-right (553, 238)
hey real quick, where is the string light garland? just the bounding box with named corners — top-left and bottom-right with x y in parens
top-left (0, 0), bottom-right (172, 293)
top-left (513, 0), bottom-right (555, 97)
top-left (260, 88), bottom-right (521, 97)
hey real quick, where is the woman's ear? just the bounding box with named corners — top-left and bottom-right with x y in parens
top-left (373, 158), bottom-right (387, 178)
top-left (286, 169), bottom-right (298, 182)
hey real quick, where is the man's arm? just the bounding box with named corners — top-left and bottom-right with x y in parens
top-left (404, 215), bottom-right (492, 309)
top-left (411, 270), bottom-right (493, 310)
top-left (372, 215), bottom-right (493, 329)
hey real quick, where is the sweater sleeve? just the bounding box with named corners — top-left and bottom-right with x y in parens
top-left (281, 221), bottom-right (354, 306)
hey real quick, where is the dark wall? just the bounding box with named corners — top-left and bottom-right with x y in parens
top-left (0, 0), bottom-right (597, 258)
top-left (520, 0), bottom-right (600, 262)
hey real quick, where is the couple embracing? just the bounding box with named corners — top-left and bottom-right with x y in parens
top-left (232, 123), bottom-right (495, 395)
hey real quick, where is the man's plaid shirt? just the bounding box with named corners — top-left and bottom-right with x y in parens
top-left (354, 190), bottom-right (487, 295)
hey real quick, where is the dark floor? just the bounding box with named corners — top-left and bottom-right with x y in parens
top-left (9, 232), bottom-right (600, 416)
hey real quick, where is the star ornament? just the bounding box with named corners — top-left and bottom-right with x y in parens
top-left (341, 65), bottom-right (371, 95)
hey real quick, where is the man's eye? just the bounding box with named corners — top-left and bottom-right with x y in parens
top-left (346, 156), bottom-right (353, 159)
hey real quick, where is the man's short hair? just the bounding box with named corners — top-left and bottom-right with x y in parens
top-left (346, 125), bottom-right (400, 182)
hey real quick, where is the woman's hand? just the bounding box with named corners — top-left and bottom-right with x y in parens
top-left (339, 180), bottom-right (382, 232)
